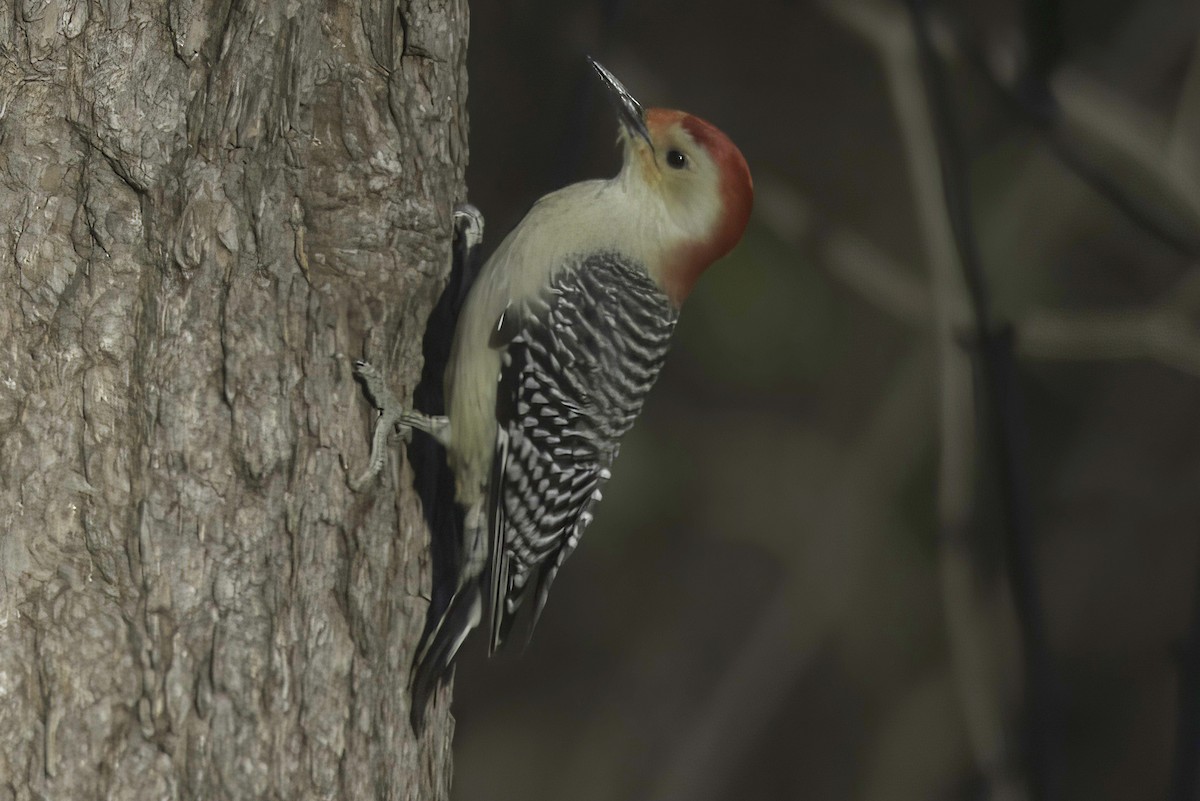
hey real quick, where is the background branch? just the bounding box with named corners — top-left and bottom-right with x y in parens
top-left (823, 1), bottom-right (1056, 798)
top-left (948, 16), bottom-right (1200, 262)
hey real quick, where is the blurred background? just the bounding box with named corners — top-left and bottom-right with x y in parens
top-left (447, 1), bottom-right (1200, 799)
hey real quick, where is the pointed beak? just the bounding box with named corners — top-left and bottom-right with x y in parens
top-left (588, 57), bottom-right (653, 149)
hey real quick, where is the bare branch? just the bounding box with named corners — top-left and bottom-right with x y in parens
top-left (823, 1), bottom-right (1058, 798)
top-left (950, 18), bottom-right (1200, 261)
top-left (759, 168), bottom-right (1200, 377)
top-left (817, 212), bottom-right (1200, 378)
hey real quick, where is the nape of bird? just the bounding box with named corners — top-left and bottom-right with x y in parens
top-left (355, 58), bottom-right (753, 731)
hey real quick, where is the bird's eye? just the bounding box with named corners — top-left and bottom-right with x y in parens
top-left (666, 149), bottom-right (688, 169)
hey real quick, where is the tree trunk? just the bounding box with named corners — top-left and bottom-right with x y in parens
top-left (0, 0), bottom-right (467, 798)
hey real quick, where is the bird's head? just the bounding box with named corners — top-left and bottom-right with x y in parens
top-left (590, 58), bottom-right (754, 305)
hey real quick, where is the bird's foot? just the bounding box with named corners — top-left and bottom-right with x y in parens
top-left (350, 359), bottom-right (450, 490)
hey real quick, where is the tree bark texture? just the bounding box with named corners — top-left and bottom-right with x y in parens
top-left (0, 0), bottom-right (468, 798)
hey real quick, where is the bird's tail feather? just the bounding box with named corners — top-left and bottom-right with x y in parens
top-left (409, 578), bottom-right (482, 733)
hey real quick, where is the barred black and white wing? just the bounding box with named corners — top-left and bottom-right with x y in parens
top-left (486, 252), bottom-right (679, 652)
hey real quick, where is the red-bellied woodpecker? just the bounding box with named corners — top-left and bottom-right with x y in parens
top-left (354, 58), bottom-right (753, 730)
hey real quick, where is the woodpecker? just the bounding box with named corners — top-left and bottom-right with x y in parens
top-left (354, 58), bottom-right (753, 730)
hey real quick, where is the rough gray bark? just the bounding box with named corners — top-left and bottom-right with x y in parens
top-left (0, 0), bottom-right (468, 798)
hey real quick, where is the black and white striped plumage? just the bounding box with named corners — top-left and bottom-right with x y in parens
top-left (487, 252), bottom-right (679, 650)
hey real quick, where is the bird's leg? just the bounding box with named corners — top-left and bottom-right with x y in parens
top-left (349, 205), bottom-right (481, 492)
top-left (350, 359), bottom-right (451, 490)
